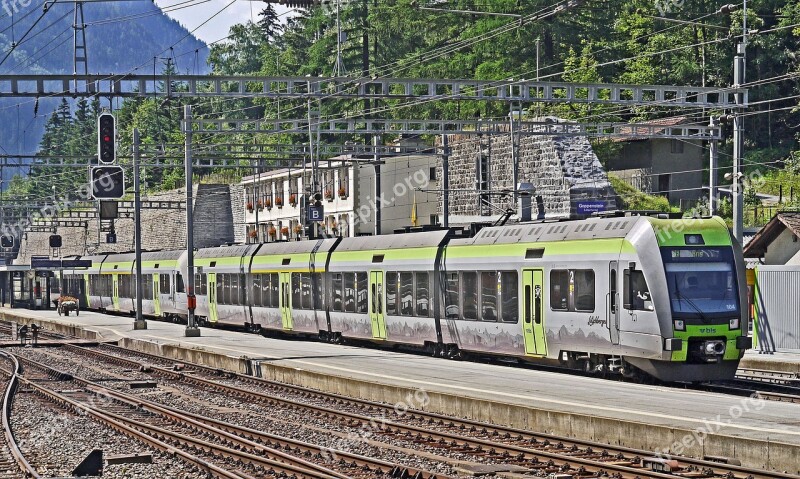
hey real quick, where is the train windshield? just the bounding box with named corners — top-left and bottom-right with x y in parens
top-left (661, 247), bottom-right (740, 319)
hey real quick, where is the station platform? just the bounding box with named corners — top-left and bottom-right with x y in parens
top-left (2, 306), bottom-right (799, 474)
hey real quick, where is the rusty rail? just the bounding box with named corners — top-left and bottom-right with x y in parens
top-left (0, 351), bottom-right (40, 478)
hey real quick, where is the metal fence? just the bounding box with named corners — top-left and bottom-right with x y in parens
top-left (753, 266), bottom-right (800, 352)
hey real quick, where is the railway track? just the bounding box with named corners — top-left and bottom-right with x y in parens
top-left (13, 351), bottom-right (451, 479)
top-left (698, 368), bottom-right (800, 404)
top-left (0, 352), bottom-right (39, 479)
top-left (49, 343), bottom-right (799, 479)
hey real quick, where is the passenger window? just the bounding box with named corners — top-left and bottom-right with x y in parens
top-left (550, 270), bottom-right (569, 311)
top-left (462, 272), bottom-right (478, 320)
top-left (332, 273), bottom-right (343, 311)
top-left (356, 273), bottom-right (369, 313)
top-left (400, 272), bottom-right (414, 316)
top-left (385, 272), bottom-right (397, 316)
top-left (574, 270), bottom-right (595, 312)
top-left (252, 274), bottom-right (262, 307)
top-left (415, 272), bottom-right (429, 317)
top-left (481, 272), bottom-right (498, 321)
top-left (500, 271), bottom-right (518, 323)
top-left (301, 273), bottom-right (313, 309)
top-left (313, 273), bottom-right (324, 310)
top-left (344, 273), bottom-right (356, 312)
top-left (270, 274), bottom-right (279, 306)
top-left (445, 273), bottom-right (460, 318)
top-left (291, 273), bottom-right (301, 309)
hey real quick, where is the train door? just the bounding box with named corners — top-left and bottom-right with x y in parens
top-left (369, 271), bottom-right (387, 340)
top-left (208, 273), bottom-right (219, 323)
top-left (153, 274), bottom-right (162, 316)
top-left (112, 275), bottom-right (120, 310)
top-left (608, 262), bottom-right (620, 345)
top-left (522, 269), bottom-right (547, 356)
top-left (279, 272), bottom-right (293, 330)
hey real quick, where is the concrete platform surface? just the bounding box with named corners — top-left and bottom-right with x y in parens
top-left (3, 307), bottom-right (800, 472)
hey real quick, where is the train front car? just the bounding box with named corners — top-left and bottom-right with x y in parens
top-left (623, 216), bottom-right (751, 382)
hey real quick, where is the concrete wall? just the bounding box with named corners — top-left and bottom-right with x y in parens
top-left (14, 184), bottom-right (238, 264)
top-left (437, 119), bottom-right (616, 222)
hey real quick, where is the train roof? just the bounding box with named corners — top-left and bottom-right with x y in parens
top-left (456, 216), bottom-right (643, 247)
top-left (195, 244), bottom-right (256, 259)
top-left (334, 230), bottom-right (451, 252)
top-left (252, 238), bottom-right (340, 256)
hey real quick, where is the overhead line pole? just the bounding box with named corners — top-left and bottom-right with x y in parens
top-left (132, 128), bottom-right (146, 330)
top-left (184, 105), bottom-right (200, 337)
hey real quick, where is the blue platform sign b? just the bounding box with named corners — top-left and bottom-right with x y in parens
top-left (307, 205), bottom-right (324, 222)
top-left (577, 201), bottom-right (606, 215)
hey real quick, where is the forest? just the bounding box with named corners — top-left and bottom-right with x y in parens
top-left (9, 0), bottom-right (800, 223)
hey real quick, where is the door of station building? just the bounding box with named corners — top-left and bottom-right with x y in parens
top-left (369, 271), bottom-right (387, 340)
top-left (522, 269), bottom-right (547, 356)
top-left (207, 273), bottom-right (219, 323)
top-left (279, 272), bottom-right (293, 330)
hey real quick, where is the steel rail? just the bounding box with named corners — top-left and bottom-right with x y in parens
top-left (0, 352), bottom-right (39, 478)
top-left (62, 346), bottom-right (708, 479)
top-left (80, 343), bottom-right (800, 479)
top-left (15, 355), bottom-right (345, 479)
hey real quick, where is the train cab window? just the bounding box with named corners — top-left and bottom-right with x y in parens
top-left (385, 272), bottom-right (398, 316)
top-left (331, 273), bottom-right (343, 311)
top-left (252, 274), bottom-right (262, 307)
top-left (344, 273), bottom-right (356, 312)
top-left (176, 273), bottom-right (185, 293)
top-left (574, 270), bottom-right (595, 312)
top-left (356, 273), bottom-right (368, 313)
top-left (550, 270), bottom-right (569, 311)
top-left (400, 272), bottom-right (414, 316)
top-left (481, 272), bottom-right (498, 321)
top-left (500, 272), bottom-right (518, 323)
top-left (624, 269), bottom-right (653, 311)
top-left (445, 273), bottom-right (460, 319)
top-left (415, 272), bottom-right (429, 317)
top-left (292, 273), bottom-right (302, 309)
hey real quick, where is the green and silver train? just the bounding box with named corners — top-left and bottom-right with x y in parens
top-left (52, 214), bottom-right (752, 382)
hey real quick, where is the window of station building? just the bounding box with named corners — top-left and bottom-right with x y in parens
top-left (481, 272), bottom-right (498, 321)
top-left (343, 273), bottom-right (356, 312)
top-left (574, 270), bottom-right (595, 312)
top-left (500, 271), bottom-right (518, 323)
top-left (445, 272), bottom-right (460, 319)
top-left (331, 273), bottom-right (343, 311)
top-left (386, 272), bottom-right (398, 316)
top-left (356, 273), bottom-right (368, 313)
top-left (416, 272), bottom-right (430, 317)
top-left (462, 272), bottom-right (478, 320)
top-left (399, 272), bottom-right (414, 316)
top-left (50, 276), bottom-right (60, 294)
top-left (291, 273), bottom-right (302, 309)
top-left (550, 270), bottom-right (569, 311)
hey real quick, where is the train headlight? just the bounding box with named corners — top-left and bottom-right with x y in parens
top-left (729, 318), bottom-right (740, 329)
top-left (673, 319), bottom-right (685, 331)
